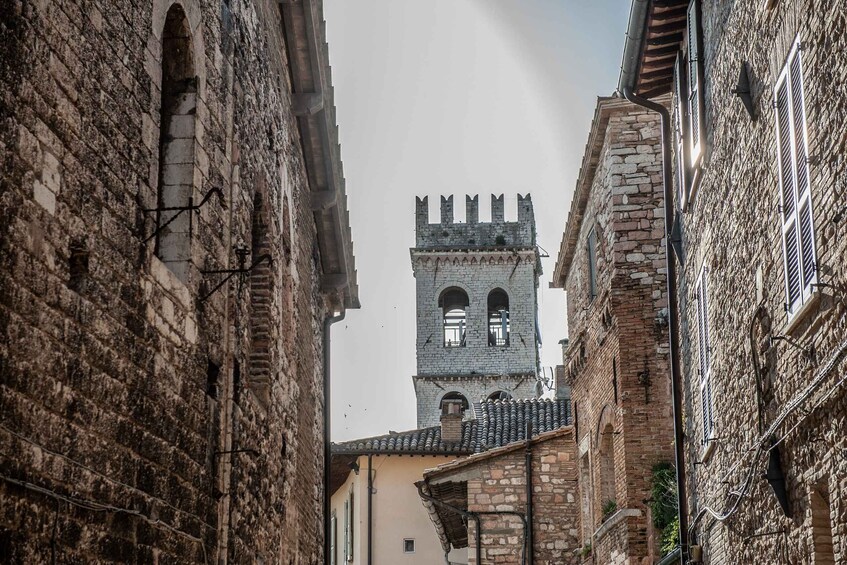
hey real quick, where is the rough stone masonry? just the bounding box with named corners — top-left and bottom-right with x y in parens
top-left (0, 0), bottom-right (357, 562)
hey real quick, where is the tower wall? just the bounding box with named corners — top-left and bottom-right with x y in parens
top-left (411, 194), bottom-right (540, 427)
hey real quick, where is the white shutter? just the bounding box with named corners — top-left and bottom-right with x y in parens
top-left (686, 0), bottom-right (705, 166)
top-left (696, 267), bottom-right (713, 440)
top-left (776, 39), bottom-right (816, 316)
top-left (673, 53), bottom-right (689, 209)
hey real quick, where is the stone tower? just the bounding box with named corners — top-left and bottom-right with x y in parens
top-left (412, 194), bottom-right (541, 428)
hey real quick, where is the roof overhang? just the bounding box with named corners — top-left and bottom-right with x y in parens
top-left (617, 0), bottom-right (688, 98)
top-left (279, 0), bottom-right (359, 310)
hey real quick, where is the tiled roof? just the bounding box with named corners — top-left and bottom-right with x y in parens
top-left (331, 398), bottom-right (570, 455)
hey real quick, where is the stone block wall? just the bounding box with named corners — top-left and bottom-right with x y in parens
top-left (560, 99), bottom-right (674, 564)
top-left (672, 1), bottom-right (847, 562)
top-left (0, 0), bottom-right (342, 562)
top-left (458, 431), bottom-right (579, 565)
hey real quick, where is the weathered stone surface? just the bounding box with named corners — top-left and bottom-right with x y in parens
top-left (0, 0), bottom-right (346, 562)
top-left (555, 98), bottom-right (674, 564)
top-left (671, 2), bottom-right (847, 563)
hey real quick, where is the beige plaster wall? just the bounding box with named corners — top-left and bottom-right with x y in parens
top-left (331, 455), bottom-right (466, 564)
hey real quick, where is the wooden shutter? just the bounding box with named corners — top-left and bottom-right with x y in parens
top-left (331, 515), bottom-right (337, 565)
top-left (776, 39), bottom-right (816, 315)
top-left (673, 53), bottom-right (690, 209)
top-left (343, 500), bottom-right (349, 561)
top-left (686, 0), bottom-right (705, 166)
top-left (696, 267), bottom-right (713, 440)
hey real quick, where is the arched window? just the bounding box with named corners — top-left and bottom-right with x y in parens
top-left (487, 289), bottom-right (510, 346)
top-left (487, 390), bottom-right (512, 402)
top-left (440, 392), bottom-right (469, 412)
top-left (599, 422), bottom-right (616, 516)
top-left (439, 287), bottom-right (468, 347)
top-left (155, 4), bottom-right (196, 282)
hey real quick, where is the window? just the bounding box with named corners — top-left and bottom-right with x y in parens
top-left (155, 4), bottom-right (196, 281)
top-left (686, 0), bottom-right (705, 169)
top-left (598, 422), bottom-right (616, 516)
top-left (330, 513), bottom-right (338, 565)
top-left (810, 483), bottom-right (835, 564)
top-left (587, 229), bottom-right (597, 300)
top-left (673, 53), bottom-right (690, 209)
top-left (487, 289), bottom-right (510, 346)
top-left (776, 39), bottom-right (816, 316)
top-left (696, 266), bottom-right (714, 440)
top-left (403, 539), bottom-right (416, 554)
top-left (439, 287), bottom-right (468, 347)
top-left (440, 392), bottom-right (469, 412)
top-left (344, 490), bottom-right (354, 562)
top-left (487, 390), bottom-right (512, 402)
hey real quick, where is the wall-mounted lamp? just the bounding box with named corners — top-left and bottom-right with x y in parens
top-left (348, 460), bottom-right (360, 475)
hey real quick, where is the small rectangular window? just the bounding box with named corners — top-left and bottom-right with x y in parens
top-left (695, 266), bottom-right (714, 440)
top-left (403, 539), bottom-right (416, 553)
top-left (775, 38), bottom-right (816, 317)
top-left (587, 228), bottom-right (597, 300)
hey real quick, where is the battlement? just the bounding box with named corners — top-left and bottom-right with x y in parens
top-left (415, 194), bottom-right (535, 249)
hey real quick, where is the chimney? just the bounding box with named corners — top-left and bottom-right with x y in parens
top-left (440, 400), bottom-right (464, 443)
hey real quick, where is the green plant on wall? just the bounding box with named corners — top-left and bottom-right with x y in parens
top-left (578, 542), bottom-right (592, 559)
top-left (601, 499), bottom-right (617, 520)
top-left (650, 462), bottom-right (679, 555)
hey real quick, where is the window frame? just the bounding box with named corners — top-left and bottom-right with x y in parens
top-left (673, 52), bottom-right (691, 211)
top-left (685, 0), bottom-right (706, 171)
top-left (775, 37), bottom-right (817, 318)
top-left (695, 265), bottom-right (714, 442)
top-left (403, 538), bottom-right (416, 554)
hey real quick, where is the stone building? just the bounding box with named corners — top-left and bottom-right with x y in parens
top-left (412, 194), bottom-right (541, 428)
top-left (618, 0), bottom-right (847, 563)
top-left (419, 416), bottom-right (579, 565)
top-left (551, 97), bottom-right (675, 564)
top-left (0, 0), bottom-right (357, 562)
top-left (328, 397), bottom-right (572, 565)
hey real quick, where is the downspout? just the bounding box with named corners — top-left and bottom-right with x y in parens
top-left (324, 310), bottom-right (345, 565)
top-left (367, 453), bottom-right (373, 565)
top-left (524, 422), bottom-right (534, 564)
top-left (619, 87), bottom-right (689, 562)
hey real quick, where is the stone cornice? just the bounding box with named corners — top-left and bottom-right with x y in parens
top-left (279, 0), bottom-right (359, 310)
top-left (410, 247), bottom-right (538, 271)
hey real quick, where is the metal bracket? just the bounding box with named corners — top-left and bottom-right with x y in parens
top-left (199, 252), bottom-right (273, 302)
top-left (143, 187), bottom-right (225, 244)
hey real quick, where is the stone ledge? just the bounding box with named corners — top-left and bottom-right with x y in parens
top-left (593, 508), bottom-right (642, 542)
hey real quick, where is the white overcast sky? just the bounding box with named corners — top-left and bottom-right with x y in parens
top-left (326, 0), bottom-right (630, 441)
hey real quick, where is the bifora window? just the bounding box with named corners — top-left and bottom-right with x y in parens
top-left (487, 288), bottom-right (510, 346)
top-left (439, 287), bottom-right (468, 347)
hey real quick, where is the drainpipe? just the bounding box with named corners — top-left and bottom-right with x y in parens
top-left (620, 86), bottom-right (689, 563)
top-left (324, 310), bottom-right (345, 565)
top-left (367, 453), bottom-right (373, 565)
top-left (525, 421), bottom-right (534, 564)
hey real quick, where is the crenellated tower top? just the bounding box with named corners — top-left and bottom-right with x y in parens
top-left (415, 194), bottom-right (535, 249)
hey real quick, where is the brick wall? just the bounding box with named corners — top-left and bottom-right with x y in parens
top-left (438, 430), bottom-right (580, 565)
top-left (672, 1), bottom-right (847, 562)
top-left (0, 0), bottom-right (340, 562)
top-left (559, 99), bottom-right (675, 564)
